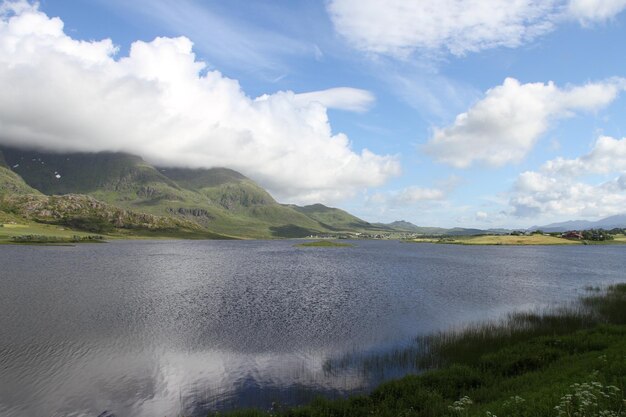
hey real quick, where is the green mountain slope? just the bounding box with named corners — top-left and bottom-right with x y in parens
top-left (289, 203), bottom-right (386, 232)
top-left (0, 147), bottom-right (191, 203)
top-left (0, 193), bottom-right (226, 238)
top-left (0, 150), bottom-right (41, 196)
top-left (0, 166), bottom-right (41, 196)
top-left (0, 146), bottom-right (409, 238)
top-left (158, 167), bottom-right (331, 237)
top-left (0, 147), bottom-right (344, 238)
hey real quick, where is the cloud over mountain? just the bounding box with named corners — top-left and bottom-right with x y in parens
top-left (0, 1), bottom-right (399, 204)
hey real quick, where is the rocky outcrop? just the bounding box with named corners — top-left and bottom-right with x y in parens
top-left (0, 193), bottom-right (201, 231)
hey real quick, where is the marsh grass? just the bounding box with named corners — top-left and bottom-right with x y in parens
top-left (212, 284), bottom-right (626, 417)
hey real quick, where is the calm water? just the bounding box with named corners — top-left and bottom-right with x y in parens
top-left (1, 240), bottom-right (625, 417)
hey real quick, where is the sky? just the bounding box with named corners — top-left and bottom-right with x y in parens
top-left (1, 0), bottom-right (626, 228)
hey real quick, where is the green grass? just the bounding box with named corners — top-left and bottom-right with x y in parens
top-left (0, 221), bottom-right (103, 243)
top-left (9, 233), bottom-right (105, 245)
top-left (0, 165), bottom-right (41, 196)
top-left (0, 217), bottom-right (234, 243)
top-left (410, 235), bottom-right (581, 245)
top-left (211, 284), bottom-right (626, 417)
top-left (409, 234), bottom-right (626, 246)
top-left (296, 240), bottom-right (354, 247)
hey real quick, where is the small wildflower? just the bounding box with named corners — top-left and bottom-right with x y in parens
top-left (555, 380), bottom-right (622, 417)
top-left (449, 396), bottom-right (473, 417)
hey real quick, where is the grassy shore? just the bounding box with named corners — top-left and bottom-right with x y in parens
top-left (0, 219), bottom-right (235, 244)
top-left (296, 240), bottom-right (354, 247)
top-left (8, 233), bottom-right (105, 245)
top-left (0, 221), bottom-right (104, 244)
top-left (213, 284), bottom-right (626, 417)
top-left (409, 234), bottom-right (626, 245)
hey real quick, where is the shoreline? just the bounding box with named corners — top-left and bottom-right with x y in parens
top-left (2, 221), bottom-right (626, 246)
top-left (211, 284), bottom-right (626, 417)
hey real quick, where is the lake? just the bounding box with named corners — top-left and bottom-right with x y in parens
top-left (1, 240), bottom-right (624, 417)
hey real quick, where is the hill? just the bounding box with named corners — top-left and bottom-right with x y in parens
top-left (289, 203), bottom-right (388, 232)
top-left (374, 220), bottom-right (510, 236)
top-left (0, 146), bottom-right (389, 238)
top-left (0, 150), bottom-right (41, 196)
top-left (530, 214), bottom-right (626, 232)
top-left (0, 165), bottom-right (41, 197)
top-left (0, 193), bottom-right (222, 235)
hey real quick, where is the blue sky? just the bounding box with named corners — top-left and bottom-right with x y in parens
top-left (3, 0), bottom-right (626, 228)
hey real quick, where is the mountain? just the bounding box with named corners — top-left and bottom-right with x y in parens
top-left (289, 203), bottom-right (387, 232)
top-left (0, 147), bottom-right (191, 201)
top-left (374, 220), bottom-right (509, 236)
top-left (376, 220), bottom-right (448, 234)
top-left (0, 150), bottom-right (41, 196)
top-left (1, 193), bottom-right (223, 236)
top-left (0, 165), bottom-right (40, 197)
top-left (383, 220), bottom-right (422, 232)
top-left (530, 215), bottom-right (626, 232)
top-left (0, 146), bottom-right (389, 238)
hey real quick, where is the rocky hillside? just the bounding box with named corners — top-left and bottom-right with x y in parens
top-left (0, 192), bottom-right (224, 237)
top-left (0, 165), bottom-right (40, 197)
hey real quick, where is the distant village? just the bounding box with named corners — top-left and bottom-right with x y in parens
top-left (308, 227), bottom-right (626, 241)
top-left (510, 228), bottom-right (625, 241)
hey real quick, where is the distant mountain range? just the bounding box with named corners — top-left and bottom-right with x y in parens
top-left (373, 220), bottom-right (511, 236)
top-left (529, 215), bottom-right (626, 233)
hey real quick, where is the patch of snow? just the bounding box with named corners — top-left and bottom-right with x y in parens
top-left (12, 164), bottom-right (19, 168)
top-left (55, 174), bottom-right (61, 179)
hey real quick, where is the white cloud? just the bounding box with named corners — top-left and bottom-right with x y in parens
top-left (475, 211), bottom-right (489, 221)
top-left (0, 2), bottom-right (400, 204)
top-left (568, 0), bottom-right (626, 23)
top-left (423, 77), bottom-right (624, 168)
top-left (511, 173), bottom-right (626, 218)
top-left (510, 136), bottom-right (626, 218)
top-left (368, 185), bottom-right (450, 209)
top-left (394, 187), bottom-right (446, 204)
top-left (543, 135), bottom-right (626, 176)
top-left (328, 0), bottom-right (557, 58)
top-left (327, 0), bottom-right (626, 58)
top-left (293, 87), bottom-right (375, 112)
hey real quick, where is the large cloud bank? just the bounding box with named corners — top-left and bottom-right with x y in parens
top-left (423, 78), bottom-right (624, 168)
top-left (511, 136), bottom-right (626, 218)
top-left (328, 0), bottom-right (626, 58)
top-left (0, 2), bottom-right (399, 203)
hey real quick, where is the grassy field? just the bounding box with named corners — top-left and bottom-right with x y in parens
top-left (409, 234), bottom-right (626, 245)
top-left (296, 240), bottom-right (354, 247)
top-left (212, 284), bottom-right (626, 417)
top-left (410, 235), bottom-right (583, 245)
top-left (597, 234), bottom-right (626, 244)
top-left (0, 219), bottom-right (234, 244)
top-left (0, 221), bottom-right (102, 243)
